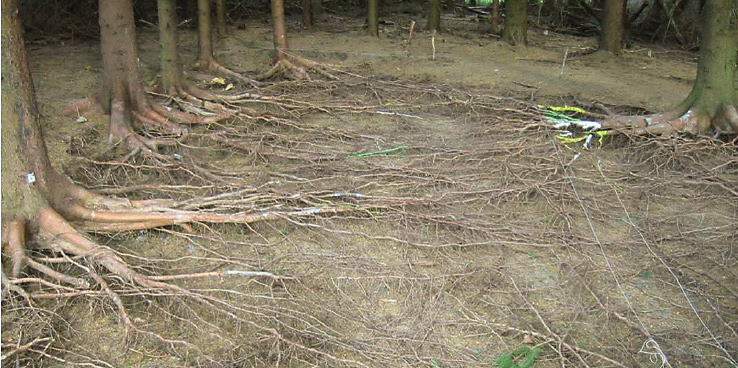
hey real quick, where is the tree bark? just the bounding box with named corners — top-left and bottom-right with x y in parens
top-left (427, 0), bottom-right (442, 31)
top-left (600, 0), bottom-right (627, 52)
top-left (490, 0), bottom-right (500, 33)
top-left (158, 0), bottom-right (184, 92)
top-left (198, 0), bottom-right (214, 64)
top-left (2, 0), bottom-right (70, 222)
top-left (194, 0), bottom-right (256, 86)
top-left (367, 0), bottom-right (379, 36)
top-left (98, 0), bottom-right (187, 140)
top-left (272, 0), bottom-right (289, 59)
top-left (503, 0), bottom-right (527, 45)
top-left (256, 0), bottom-right (337, 80)
top-left (99, 0), bottom-right (146, 113)
top-left (602, 0), bottom-right (738, 134)
top-left (678, 0), bottom-right (738, 132)
top-left (216, 0), bottom-right (227, 34)
top-left (303, 0), bottom-right (314, 29)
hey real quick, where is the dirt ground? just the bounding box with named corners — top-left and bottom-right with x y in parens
top-left (4, 8), bottom-right (737, 368)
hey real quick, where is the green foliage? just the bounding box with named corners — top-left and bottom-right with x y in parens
top-left (494, 345), bottom-right (542, 368)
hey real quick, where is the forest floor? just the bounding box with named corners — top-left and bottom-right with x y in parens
top-left (6, 8), bottom-right (737, 368)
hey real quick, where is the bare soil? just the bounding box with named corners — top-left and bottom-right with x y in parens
top-left (4, 10), bottom-right (737, 368)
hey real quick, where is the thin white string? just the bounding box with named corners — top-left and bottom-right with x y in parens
top-left (545, 128), bottom-right (672, 368)
top-left (599, 160), bottom-right (738, 368)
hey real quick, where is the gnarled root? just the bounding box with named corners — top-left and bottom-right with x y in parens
top-left (256, 50), bottom-right (339, 81)
top-left (64, 90), bottom-right (230, 154)
top-left (1, 182), bottom-right (307, 336)
top-left (63, 92), bottom-right (240, 185)
top-left (2, 181), bottom-right (348, 300)
top-left (601, 105), bottom-right (738, 137)
top-left (195, 57), bottom-right (261, 89)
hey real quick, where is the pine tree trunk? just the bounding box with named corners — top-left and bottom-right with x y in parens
top-left (216, 0), bottom-right (227, 34)
top-left (272, 0), bottom-right (289, 59)
top-left (427, 0), bottom-right (441, 31)
top-left (198, 0), bottom-right (214, 64)
top-left (367, 0), bottom-right (379, 36)
top-left (602, 0), bottom-right (737, 134)
top-left (503, 0), bottom-right (527, 45)
top-left (1, 0), bottom-right (70, 220)
top-left (303, 0), bottom-right (314, 29)
top-left (600, 0), bottom-right (627, 52)
top-left (490, 0), bottom-right (500, 32)
top-left (158, 0), bottom-right (183, 91)
top-left (679, 0), bottom-right (738, 132)
top-left (99, 0), bottom-right (149, 119)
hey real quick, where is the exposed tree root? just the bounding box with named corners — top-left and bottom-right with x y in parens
top-left (600, 105), bottom-right (738, 136)
top-left (65, 92), bottom-right (241, 186)
top-left (156, 0), bottom-right (251, 113)
top-left (61, 0), bottom-right (231, 157)
top-left (195, 57), bottom-right (261, 88)
top-left (191, 0), bottom-right (260, 89)
top-left (64, 92), bottom-right (229, 153)
top-left (1, 171), bottom-right (378, 364)
top-left (1, 177), bottom-right (360, 343)
top-left (256, 51), bottom-right (339, 81)
top-left (2, 180), bottom-right (357, 295)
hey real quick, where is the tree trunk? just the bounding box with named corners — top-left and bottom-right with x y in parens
top-left (367, 0), bottom-right (379, 36)
top-left (216, 0), bottom-right (227, 34)
top-left (99, 0), bottom-right (146, 112)
top-left (303, 0), bottom-right (314, 29)
top-left (600, 0), bottom-right (627, 52)
top-left (193, 0), bottom-right (256, 86)
top-left (427, 0), bottom-right (441, 31)
top-left (272, 0), bottom-right (289, 59)
top-left (186, 0), bottom-right (199, 26)
top-left (503, 0), bottom-right (527, 45)
top-left (678, 0), bottom-right (738, 132)
top-left (2, 0), bottom-right (269, 308)
top-left (158, 0), bottom-right (184, 92)
top-left (98, 0), bottom-right (173, 140)
top-left (602, 0), bottom-right (737, 134)
top-left (198, 0), bottom-right (214, 64)
top-left (1, 0), bottom-right (69, 223)
top-left (490, 0), bottom-right (500, 32)
top-left (256, 0), bottom-right (338, 80)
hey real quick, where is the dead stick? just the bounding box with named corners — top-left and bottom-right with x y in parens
top-left (1, 337), bottom-right (53, 361)
top-left (560, 47), bottom-right (568, 77)
top-left (406, 20), bottom-right (416, 53)
top-left (431, 30), bottom-right (437, 61)
top-left (149, 270), bottom-right (281, 281)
